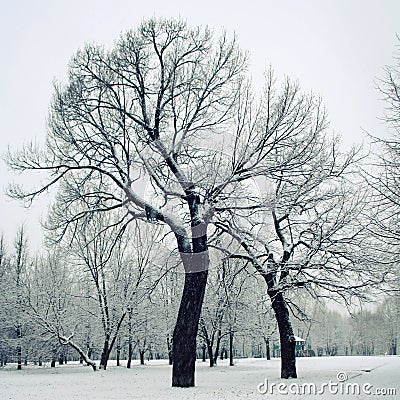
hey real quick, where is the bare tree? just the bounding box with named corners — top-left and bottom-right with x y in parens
top-left (25, 249), bottom-right (97, 370)
top-left (212, 68), bottom-right (396, 378)
top-left (6, 18), bottom-right (249, 387)
top-left (13, 226), bottom-right (28, 370)
top-left (366, 38), bottom-right (400, 270)
top-left (199, 258), bottom-right (250, 367)
top-left (0, 235), bottom-right (11, 366)
top-left (70, 213), bottom-right (155, 370)
top-left (6, 19), bottom-right (346, 385)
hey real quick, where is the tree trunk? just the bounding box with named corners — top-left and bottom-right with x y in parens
top-left (116, 337), bottom-right (121, 367)
top-left (207, 341), bottom-right (214, 367)
top-left (213, 328), bottom-right (221, 365)
top-left (229, 331), bottom-right (234, 366)
top-left (268, 289), bottom-right (297, 378)
top-left (60, 336), bottom-right (97, 371)
top-left (127, 340), bottom-right (133, 369)
top-left (139, 350), bottom-right (145, 365)
top-left (202, 344), bottom-right (206, 362)
top-left (172, 269), bottom-right (209, 387)
top-left (16, 325), bottom-right (22, 370)
top-left (100, 313), bottom-right (126, 370)
top-left (100, 339), bottom-right (110, 370)
top-left (200, 321), bottom-right (215, 367)
top-left (265, 337), bottom-right (271, 360)
top-left (167, 335), bottom-right (173, 366)
top-left (127, 309), bottom-right (133, 369)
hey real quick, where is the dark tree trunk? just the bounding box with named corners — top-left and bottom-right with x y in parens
top-left (167, 335), bottom-right (173, 366)
top-left (264, 271), bottom-right (297, 379)
top-left (229, 331), bottom-right (234, 366)
top-left (127, 340), bottom-right (133, 369)
top-left (172, 269), bottom-right (209, 387)
top-left (139, 350), bottom-right (145, 365)
top-left (116, 337), bottom-right (121, 367)
top-left (16, 325), bottom-right (22, 370)
top-left (102, 313), bottom-right (126, 369)
top-left (51, 358), bottom-right (56, 368)
top-left (87, 347), bottom-right (92, 360)
top-left (202, 344), bottom-right (206, 362)
top-left (127, 308), bottom-right (133, 369)
top-left (269, 290), bottom-right (296, 378)
top-left (201, 321), bottom-right (215, 367)
top-left (390, 338), bottom-right (397, 355)
top-left (207, 342), bottom-right (214, 367)
top-left (100, 339), bottom-right (110, 370)
top-left (213, 328), bottom-right (221, 365)
top-left (265, 337), bottom-right (271, 360)
top-left (171, 197), bottom-right (209, 387)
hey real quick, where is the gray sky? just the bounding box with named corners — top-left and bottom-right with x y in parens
top-left (0, 0), bottom-right (399, 249)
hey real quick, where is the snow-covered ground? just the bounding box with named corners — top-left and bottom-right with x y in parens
top-left (1, 356), bottom-right (399, 399)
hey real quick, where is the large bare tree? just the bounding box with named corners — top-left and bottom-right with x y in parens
top-left (213, 70), bottom-right (395, 377)
top-left (367, 38), bottom-right (400, 269)
top-left (6, 19), bottom-right (247, 386)
top-left (6, 19), bottom-right (335, 385)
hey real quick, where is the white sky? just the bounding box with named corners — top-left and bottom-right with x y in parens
top-left (0, 0), bottom-right (399, 249)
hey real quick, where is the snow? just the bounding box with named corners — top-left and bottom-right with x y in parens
top-left (0, 356), bottom-right (399, 399)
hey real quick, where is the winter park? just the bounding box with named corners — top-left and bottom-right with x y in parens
top-left (0, 2), bottom-right (399, 399)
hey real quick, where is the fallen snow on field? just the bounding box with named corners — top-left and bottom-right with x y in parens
top-left (1, 356), bottom-right (399, 399)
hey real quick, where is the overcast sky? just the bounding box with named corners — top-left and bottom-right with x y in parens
top-left (0, 0), bottom-right (399, 249)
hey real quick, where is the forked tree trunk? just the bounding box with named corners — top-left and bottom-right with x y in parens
top-left (100, 339), bottom-right (110, 370)
top-left (59, 336), bottom-right (97, 371)
top-left (213, 328), bottom-right (221, 365)
top-left (139, 350), bottom-right (145, 365)
top-left (172, 269), bottom-right (208, 387)
top-left (99, 314), bottom-right (126, 370)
